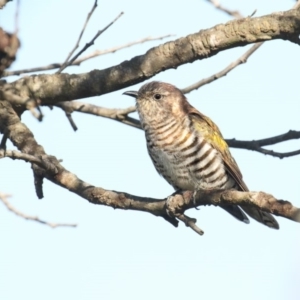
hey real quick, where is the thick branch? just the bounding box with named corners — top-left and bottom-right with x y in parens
top-left (0, 103), bottom-right (299, 236)
top-left (2, 7), bottom-right (300, 105)
top-left (166, 190), bottom-right (300, 223)
top-left (0, 100), bottom-right (49, 198)
top-left (2, 148), bottom-right (300, 234)
top-left (183, 0), bottom-right (300, 93)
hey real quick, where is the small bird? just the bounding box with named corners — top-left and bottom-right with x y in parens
top-left (124, 81), bottom-right (279, 229)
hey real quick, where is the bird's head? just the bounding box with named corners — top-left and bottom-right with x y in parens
top-left (123, 81), bottom-right (189, 125)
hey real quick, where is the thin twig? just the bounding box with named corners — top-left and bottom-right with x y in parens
top-left (0, 149), bottom-right (58, 172)
top-left (3, 35), bottom-right (174, 77)
top-left (191, 0), bottom-right (300, 93)
top-left (227, 130), bottom-right (300, 148)
top-left (0, 192), bottom-right (77, 228)
top-left (0, 131), bottom-right (8, 150)
top-left (250, 148), bottom-right (300, 159)
top-left (65, 111), bottom-right (78, 131)
top-left (176, 214), bottom-right (204, 236)
top-left (181, 42), bottom-right (263, 94)
top-left (226, 130), bottom-right (300, 159)
top-left (56, 11), bottom-right (124, 74)
top-left (74, 34), bottom-right (174, 64)
top-left (185, 0), bottom-right (300, 94)
top-left (205, 0), bottom-right (243, 19)
top-left (14, 0), bottom-right (20, 34)
top-left (55, 101), bottom-right (300, 158)
top-left (55, 102), bottom-right (140, 129)
top-left (56, 0), bottom-right (98, 74)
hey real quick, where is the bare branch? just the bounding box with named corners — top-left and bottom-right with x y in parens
top-left (53, 101), bottom-right (299, 159)
top-left (3, 35), bottom-right (174, 77)
top-left (226, 130), bottom-right (300, 158)
top-left (176, 214), bottom-right (204, 236)
top-left (0, 102), bottom-right (299, 236)
top-left (57, 0), bottom-right (98, 73)
top-left (2, 8), bottom-right (300, 105)
top-left (0, 100), bottom-right (51, 198)
top-left (181, 42), bottom-right (263, 94)
top-left (167, 190), bottom-right (300, 225)
top-left (0, 130), bottom-right (8, 149)
top-left (64, 111), bottom-right (78, 131)
top-left (52, 101), bottom-right (299, 159)
top-left (74, 34), bottom-right (175, 64)
top-left (56, 11), bottom-right (124, 74)
top-left (0, 149), bottom-right (57, 170)
top-left (55, 101), bottom-right (140, 129)
top-left (2, 148), bottom-right (300, 235)
top-left (0, 192), bottom-right (77, 228)
top-left (183, 0), bottom-right (300, 94)
top-left (205, 0), bottom-right (243, 19)
top-left (253, 130), bottom-right (300, 146)
top-left (248, 148), bottom-right (300, 159)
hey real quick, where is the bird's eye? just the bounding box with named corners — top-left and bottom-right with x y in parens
top-left (154, 93), bottom-right (162, 100)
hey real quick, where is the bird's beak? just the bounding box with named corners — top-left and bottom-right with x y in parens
top-left (123, 91), bottom-right (138, 98)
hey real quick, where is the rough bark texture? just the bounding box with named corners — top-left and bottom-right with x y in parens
top-left (1, 8), bottom-right (300, 106)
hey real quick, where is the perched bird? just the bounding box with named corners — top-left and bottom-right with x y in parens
top-left (124, 81), bottom-right (279, 229)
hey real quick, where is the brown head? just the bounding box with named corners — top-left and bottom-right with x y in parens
top-left (123, 81), bottom-right (191, 126)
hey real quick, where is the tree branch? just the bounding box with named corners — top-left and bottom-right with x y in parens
top-left (166, 190), bottom-right (300, 224)
top-left (2, 7), bottom-right (300, 105)
top-left (56, 11), bottom-right (124, 74)
top-left (205, 0), bottom-right (243, 19)
top-left (55, 101), bottom-right (140, 129)
top-left (226, 130), bottom-right (300, 158)
top-left (0, 192), bottom-right (77, 228)
top-left (182, 0), bottom-right (300, 93)
top-left (0, 101), bottom-right (299, 236)
top-left (57, 0), bottom-right (98, 73)
top-left (51, 101), bottom-right (300, 159)
top-left (53, 99), bottom-right (300, 158)
top-left (181, 42), bottom-right (263, 94)
top-left (3, 35), bottom-right (174, 77)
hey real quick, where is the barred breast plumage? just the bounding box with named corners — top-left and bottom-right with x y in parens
top-left (123, 81), bottom-right (279, 229)
top-left (144, 115), bottom-right (232, 192)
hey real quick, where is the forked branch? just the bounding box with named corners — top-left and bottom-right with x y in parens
top-left (0, 101), bottom-right (299, 236)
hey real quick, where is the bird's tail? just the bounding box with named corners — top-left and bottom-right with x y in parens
top-left (241, 206), bottom-right (279, 229)
top-left (220, 204), bottom-right (250, 224)
top-left (220, 204), bottom-right (279, 229)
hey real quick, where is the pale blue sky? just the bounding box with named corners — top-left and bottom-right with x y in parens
top-left (0, 1), bottom-right (299, 299)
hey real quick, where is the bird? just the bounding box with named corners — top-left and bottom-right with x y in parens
top-left (123, 81), bottom-right (279, 229)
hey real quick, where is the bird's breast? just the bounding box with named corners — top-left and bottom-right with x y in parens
top-left (144, 116), bottom-right (230, 190)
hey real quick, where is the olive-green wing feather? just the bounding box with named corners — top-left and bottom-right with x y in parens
top-left (188, 107), bottom-right (279, 229)
top-left (189, 109), bottom-right (248, 191)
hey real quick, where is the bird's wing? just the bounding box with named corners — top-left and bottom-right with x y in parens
top-left (188, 107), bottom-right (249, 191)
top-left (188, 105), bottom-right (279, 229)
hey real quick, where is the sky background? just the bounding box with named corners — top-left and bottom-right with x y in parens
top-left (0, 0), bottom-right (299, 299)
